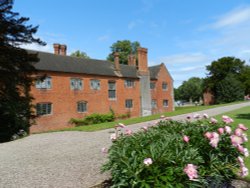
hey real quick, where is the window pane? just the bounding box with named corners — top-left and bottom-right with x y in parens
top-left (77, 101), bottom-right (87, 112)
top-left (150, 82), bottom-right (155, 89)
top-left (163, 100), bottom-right (168, 107)
top-left (36, 103), bottom-right (52, 115)
top-left (162, 82), bottom-right (168, 90)
top-left (125, 99), bottom-right (133, 108)
top-left (91, 80), bottom-right (100, 90)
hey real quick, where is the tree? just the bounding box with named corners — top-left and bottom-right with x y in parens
top-left (176, 77), bottom-right (203, 102)
top-left (70, 50), bottom-right (90, 59)
top-left (204, 57), bottom-right (247, 103)
top-left (0, 0), bottom-right (45, 142)
top-left (107, 40), bottom-right (140, 64)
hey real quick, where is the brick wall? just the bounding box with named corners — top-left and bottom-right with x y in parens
top-left (30, 71), bottom-right (140, 133)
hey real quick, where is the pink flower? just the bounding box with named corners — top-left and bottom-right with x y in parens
top-left (117, 123), bottom-right (126, 128)
top-left (237, 156), bottom-right (244, 166)
top-left (224, 126), bottom-right (232, 134)
top-left (231, 135), bottom-right (243, 147)
top-left (204, 132), bottom-right (213, 139)
top-left (193, 113), bottom-right (201, 119)
top-left (240, 166), bottom-right (249, 177)
top-left (183, 135), bottom-right (190, 143)
top-left (160, 115), bottom-right (165, 119)
top-left (218, 128), bottom-right (224, 135)
top-left (110, 133), bottom-right (117, 141)
top-left (234, 128), bottom-right (243, 137)
top-left (125, 129), bottom-right (133, 135)
top-left (237, 144), bottom-right (245, 153)
top-left (203, 113), bottom-right (209, 119)
top-left (210, 118), bottom-right (218, 124)
top-left (238, 124), bottom-right (248, 131)
top-left (101, 147), bottom-right (108, 154)
top-left (244, 148), bottom-right (249, 157)
top-left (143, 158), bottom-right (153, 166)
top-left (186, 115), bottom-right (191, 120)
top-left (242, 134), bottom-right (248, 142)
top-left (209, 132), bottom-right (220, 148)
top-left (184, 164), bottom-right (198, 180)
top-left (222, 115), bottom-right (234, 124)
top-left (142, 126), bottom-right (148, 131)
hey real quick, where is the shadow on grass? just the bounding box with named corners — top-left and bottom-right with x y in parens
top-left (235, 113), bottom-right (250, 120)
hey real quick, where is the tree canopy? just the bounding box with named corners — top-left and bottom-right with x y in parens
top-left (0, 0), bottom-right (45, 142)
top-left (70, 50), bottom-right (90, 59)
top-left (107, 40), bottom-right (140, 64)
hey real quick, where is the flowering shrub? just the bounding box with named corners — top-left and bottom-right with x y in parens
top-left (101, 115), bottom-right (249, 187)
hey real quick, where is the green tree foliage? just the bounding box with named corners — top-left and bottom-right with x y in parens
top-left (175, 77), bottom-right (203, 102)
top-left (239, 65), bottom-right (250, 95)
top-left (107, 40), bottom-right (140, 64)
top-left (204, 57), bottom-right (247, 103)
top-left (0, 0), bottom-right (45, 142)
top-left (216, 75), bottom-right (245, 103)
top-left (70, 50), bottom-right (90, 59)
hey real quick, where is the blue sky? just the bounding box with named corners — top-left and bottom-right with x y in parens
top-left (14, 0), bottom-right (250, 87)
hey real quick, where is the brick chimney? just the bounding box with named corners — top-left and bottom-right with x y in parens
top-left (53, 43), bottom-right (60, 55)
top-left (114, 52), bottom-right (120, 71)
top-left (60, 44), bottom-right (67, 56)
top-left (128, 54), bottom-right (136, 66)
top-left (137, 47), bottom-right (148, 73)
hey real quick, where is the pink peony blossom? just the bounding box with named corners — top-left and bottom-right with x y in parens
top-left (237, 156), bottom-right (244, 166)
top-left (238, 124), bottom-right (248, 131)
top-left (203, 113), bottom-right (209, 119)
top-left (186, 115), bottom-right (191, 120)
top-left (204, 132), bottom-right (213, 139)
top-left (143, 158), bottom-right (153, 166)
top-left (101, 147), bottom-right (108, 154)
top-left (193, 113), bottom-right (201, 119)
top-left (234, 128), bottom-right (243, 137)
top-left (209, 132), bottom-right (220, 148)
top-left (242, 134), bottom-right (248, 142)
top-left (142, 126), bottom-right (148, 131)
top-left (125, 129), bottom-right (133, 135)
top-left (117, 123), bottom-right (126, 128)
top-left (210, 118), bottom-right (218, 124)
top-left (160, 115), bottom-right (165, 119)
top-left (224, 126), bottom-right (232, 134)
top-left (244, 148), bottom-right (249, 157)
top-left (240, 166), bottom-right (249, 177)
top-left (183, 135), bottom-right (190, 143)
top-left (184, 164), bottom-right (198, 180)
top-left (110, 133), bottom-right (117, 141)
top-left (222, 115), bottom-right (234, 124)
top-left (237, 144), bottom-right (245, 153)
top-left (231, 135), bottom-right (243, 147)
top-left (218, 128), bottom-right (224, 135)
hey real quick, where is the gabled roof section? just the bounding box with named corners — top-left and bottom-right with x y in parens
top-left (149, 63), bottom-right (173, 81)
top-left (29, 50), bottom-right (138, 78)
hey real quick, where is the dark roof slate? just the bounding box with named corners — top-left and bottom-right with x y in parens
top-left (30, 50), bottom-right (139, 79)
top-left (149, 64), bottom-right (161, 79)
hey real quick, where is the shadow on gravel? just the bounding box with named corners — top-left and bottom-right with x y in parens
top-left (235, 113), bottom-right (250, 120)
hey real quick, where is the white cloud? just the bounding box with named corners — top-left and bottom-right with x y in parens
top-left (213, 6), bottom-right (250, 28)
top-left (21, 43), bottom-right (53, 53)
top-left (179, 65), bottom-right (205, 72)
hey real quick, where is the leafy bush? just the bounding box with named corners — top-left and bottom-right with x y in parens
top-left (102, 115), bottom-right (249, 187)
top-left (70, 113), bottom-right (115, 126)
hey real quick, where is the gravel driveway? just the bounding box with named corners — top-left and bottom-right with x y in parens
top-left (0, 102), bottom-right (250, 188)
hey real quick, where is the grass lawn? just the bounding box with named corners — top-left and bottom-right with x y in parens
top-left (214, 106), bottom-right (250, 181)
top-left (60, 101), bottom-right (247, 132)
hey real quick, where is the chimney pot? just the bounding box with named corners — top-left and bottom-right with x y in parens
top-left (128, 54), bottom-right (136, 66)
top-left (53, 43), bottom-right (60, 55)
top-left (60, 44), bottom-right (67, 56)
top-left (114, 52), bottom-right (120, 71)
top-left (137, 47), bottom-right (148, 73)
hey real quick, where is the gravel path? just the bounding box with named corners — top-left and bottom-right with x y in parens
top-left (0, 102), bottom-right (250, 188)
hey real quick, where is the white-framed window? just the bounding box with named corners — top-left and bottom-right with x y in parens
top-left (70, 78), bottom-right (83, 90)
top-left (124, 80), bottom-right (135, 88)
top-left (162, 82), bottom-right (168, 90)
top-left (35, 77), bottom-right (52, 89)
top-left (77, 101), bottom-right (87, 112)
top-left (151, 99), bottom-right (157, 109)
top-left (163, 100), bottom-right (168, 107)
top-left (125, 99), bottom-right (133, 108)
top-left (36, 103), bottom-right (52, 115)
top-left (150, 82), bottom-right (156, 89)
top-left (90, 79), bottom-right (100, 90)
top-left (108, 81), bottom-right (116, 99)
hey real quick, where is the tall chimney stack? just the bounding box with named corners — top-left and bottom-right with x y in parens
top-left (114, 52), bottom-right (120, 71)
top-left (128, 54), bottom-right (136, 66)
top-left (53, 43), bottom-right (60, 55)
top-left (137, 47), bottom-right (148, 73)
top-left (60, 44), bottom-right (67, 56)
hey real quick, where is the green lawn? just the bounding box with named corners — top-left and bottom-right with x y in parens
top-left (214, 106), bottom-right (250, 181)
top-left (60, 101), bottom-right (247, 132)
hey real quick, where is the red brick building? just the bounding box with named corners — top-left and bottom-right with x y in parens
top-left (30, 44), bottom-right (174, 133)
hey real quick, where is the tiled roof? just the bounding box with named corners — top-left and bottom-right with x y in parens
top-left (149, 64), bottom-right (161, 79)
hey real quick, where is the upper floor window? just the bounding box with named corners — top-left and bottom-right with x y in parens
top-left (150, 82), bottom-right (156, 89)
top-left (162, 82), bottom-right (168, 90)
top-left (70, 78), bottom-right (83, 90)
top-left (77, 101), bottom-right (87, 112)
top-left (90, 79), bottom-right (100, 90)
top-left (108, 81), bottom-right (116, 99)
top-left (125, 99), bottom-right (133, 108)
top-left (163, 100), bottom-right (168, 107)
top-left (151, 99), bottom-right (157, 109)
top-left (35, 77), bottom-right (52, 89)
top-left (124, 80), bottom-right (135, 88)
top-left (36, 103), bottom-right (52, 115)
